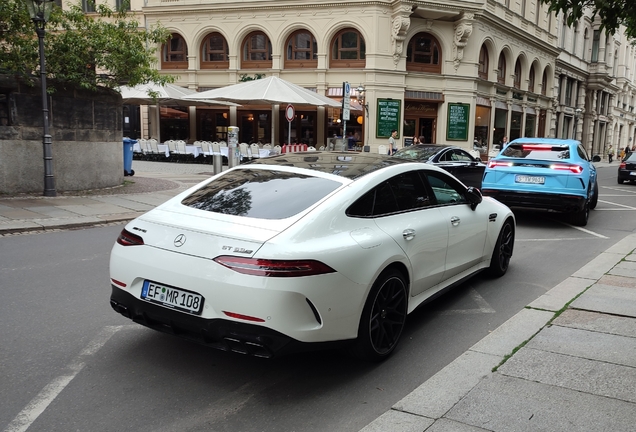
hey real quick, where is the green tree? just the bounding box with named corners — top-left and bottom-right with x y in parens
top-left (542, 0), bottom-right (636, 40)
top-left (0, 0), bottom-right (173, 91)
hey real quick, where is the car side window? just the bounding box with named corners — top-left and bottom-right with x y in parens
top-left (438, 150), bottom-right (453, 162)
top-left (347, 171), bottom-right (431, 217)
top-left (424, 172), bottom-right (468, 206)
top-left (453, 149), bottom-right (474, 162)
top-left (577, 144), bottom-right (589, 161)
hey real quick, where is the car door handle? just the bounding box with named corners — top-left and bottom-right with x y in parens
top-left (450, 216), bottom-right (460, 226)
top-left (402, 229), bottom-right (416, 241)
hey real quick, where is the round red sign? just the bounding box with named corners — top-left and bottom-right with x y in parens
top-left (285, 104), bottom-right (295, 122)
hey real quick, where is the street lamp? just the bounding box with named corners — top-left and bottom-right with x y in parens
top-left (356, 84), bottom-right (369, 148)
top-left (24, 0), bottom-right (56, 196)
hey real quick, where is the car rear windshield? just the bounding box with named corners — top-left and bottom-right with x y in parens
top-left (501, 144), bottom-right (570, 160)
top-left (181, 169), bottom-right (341, 219)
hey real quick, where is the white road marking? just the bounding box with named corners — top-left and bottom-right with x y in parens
top-left (600, 186), bottom-right (636, 194)
top-left (3, 325), bottom-right (135, 432)
top-left (558, 223), bottom-right (609, 238)
top-left (441, 288), bottom-right (495, 315)
top-left (597, 199), bottom-right (636, 210)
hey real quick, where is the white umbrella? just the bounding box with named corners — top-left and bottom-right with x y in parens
top-left (181, 76), bottom-right (341, 107)
top-left (118, 83), bottom-right (238, 142)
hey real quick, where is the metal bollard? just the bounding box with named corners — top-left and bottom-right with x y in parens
top-left (227, 145), bottom-right (240, 168)
top-left (213, 153), bottom-right (222, 174)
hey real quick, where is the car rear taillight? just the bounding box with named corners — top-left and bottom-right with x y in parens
top-left (488, 160), bottom-right (513, 168)
top-left (619, 162), bottom-right (626, 169)
top-left (213, 256), bottom-right (336, 277)
top-left (550, 164), bottom-right (583, 174)
top-left (116, 228), bottom-right (144, 246)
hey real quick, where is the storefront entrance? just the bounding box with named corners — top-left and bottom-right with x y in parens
top-left (404, 101), bottom-right (439, 145)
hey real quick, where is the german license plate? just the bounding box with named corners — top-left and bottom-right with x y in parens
top-left (515, 175), bottom-right (545, 184)
top-left (630, 172), bottom-right (636, 176)
top-left (141, 280), bottom-right (204, 315)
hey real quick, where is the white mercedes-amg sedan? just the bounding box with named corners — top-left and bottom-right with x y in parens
top-left (109, 152), bottom-right (515, 361)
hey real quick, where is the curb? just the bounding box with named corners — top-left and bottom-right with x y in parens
top-left (359, 233), bottom-right (636, 431)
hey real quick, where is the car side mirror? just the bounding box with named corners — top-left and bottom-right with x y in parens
top-left (466, 186), bottom-right (483, 210)
top-left (592, 155), bottom-right (601, 163)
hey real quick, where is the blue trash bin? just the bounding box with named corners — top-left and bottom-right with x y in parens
top-left (123, 137), bottom-right (136, 176)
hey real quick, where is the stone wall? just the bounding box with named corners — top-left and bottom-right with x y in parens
top-left (0, 75), bottom-right (123, 194)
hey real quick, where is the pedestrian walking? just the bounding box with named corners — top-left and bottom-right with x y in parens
top-left (388, 130), bottom-right (398, 155)
top-left (607, 144), bottom-right (614, 163)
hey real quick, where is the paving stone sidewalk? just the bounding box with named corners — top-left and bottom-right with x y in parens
top-left (361, 234), bottom-right (636, 432)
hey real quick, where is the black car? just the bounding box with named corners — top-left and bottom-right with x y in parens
top-left (618, 151), bottom-right (636, 184)
top-left (393, 144), bottom-right (486, 188)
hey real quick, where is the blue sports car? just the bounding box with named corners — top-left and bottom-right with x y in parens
top-left (481, 138), bottom-right (598, 226)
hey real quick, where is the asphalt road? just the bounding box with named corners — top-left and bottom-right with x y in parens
top-left (1, 165), bottom-right (635, 432)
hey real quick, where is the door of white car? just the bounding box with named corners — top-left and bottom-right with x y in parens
top-left (370, 171), bottom-right (449, 297)
top-left (424, 172), bottom-right (488, 279)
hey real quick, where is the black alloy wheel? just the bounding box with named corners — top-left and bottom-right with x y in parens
top-left (351, 270), bottom-right (408, 361)
top-left (487, 219), bottom-right (514, 277)
top-left (571, 198), bottom-right (590, 226)
top-left (589, 181), bottom-right (598, 210)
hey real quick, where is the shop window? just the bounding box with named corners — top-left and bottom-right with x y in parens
top-left (497, 53), bottom-right (506, 85)
top-left (331, 29), bottom-right (365, 68)
top-left (160, 106), bottom-right (189, 141)
top-left (242, 32), bottom-right (272, 69)
top-left (285, 30), bottom-right (317, 68)
top-left (201, 32), bottom-right (229, 69)
top-left (528, 65), bottom-right (535, 93)
top-left (162, 33), bottom-right (188, 70)
top-left (513, 59), bottom-right (521, 89)
top-left (406, 33), bottom-right (441, 73)
top-left (478, 45), bottom-right (489, 80)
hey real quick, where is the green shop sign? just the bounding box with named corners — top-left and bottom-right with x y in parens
top-left (376, 99), bottom-right (401, 138)
top-left (446, 103), bottom-right (470, 141)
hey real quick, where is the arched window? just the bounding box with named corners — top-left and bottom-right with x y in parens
top-left (541, 69), bottom-right (548, 96)
top-left (478, 45), bottom-right (489, 79)
top-left (285, 30), bottom-right (317, 68)
top-left (242, 31), bottom-right (272, 69)
top-left (528, 65), bottom-right (535, 93)
top-left (406, 32), bottom-right (442, 73)
top-left (513, 59), bottom-right (522, 89)
top-left (162, 33), bottom-right (188, 70)
top-left (201, 32), bottom-right (229, 69)
top-left (497, 53), bottom-right (506, 85)
top-left (330, 29), bottom-right (365, 68)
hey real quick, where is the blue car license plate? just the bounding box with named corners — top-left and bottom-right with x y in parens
top-left (515, 175), bottom-right (545, 184)
top-left (141, 280), bottom-right (204, 315)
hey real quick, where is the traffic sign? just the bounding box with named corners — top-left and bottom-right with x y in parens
top-left (342, 82), bottom-right (351, 121)
top-left (285, 104), bottom-right (295, 122)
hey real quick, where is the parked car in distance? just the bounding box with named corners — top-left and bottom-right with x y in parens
top-left (109, 152), bottom-right (515, 361)
top-left (481, 138), bottom-right (598, 226)
top-left (392, 144), bottom-right (486, 189)
top-left (617, 151), bottom-right (636, 184)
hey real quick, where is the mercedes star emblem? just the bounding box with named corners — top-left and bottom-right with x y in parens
top-left (174, 234), bottom-right (186, 247)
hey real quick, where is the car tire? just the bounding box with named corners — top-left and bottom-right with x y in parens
top-left (487, 219), bottom-right (514, 277)
top-left (571, 199), bottom-right (589, 227)
top-left (589, 181), bottom-right (598, 210)
top-left (350, 269), bottom-right (408, 362)
top-left (618, 178), bottom-right (624, 184)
